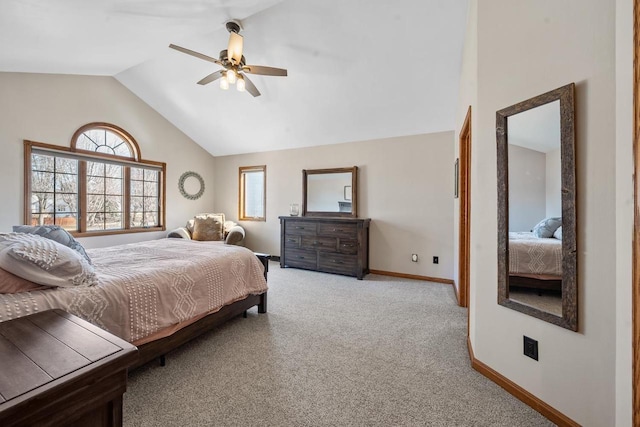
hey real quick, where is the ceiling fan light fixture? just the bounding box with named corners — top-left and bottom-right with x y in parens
top-left (220, 76), bottom-right (229, 90)
top-left (226, 69), bottom-right (237, 84)
top-left (237, 75), bottom-right (246, 92)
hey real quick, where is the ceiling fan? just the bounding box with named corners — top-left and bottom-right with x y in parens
top-left (169, 20), bottom-right (287, 97)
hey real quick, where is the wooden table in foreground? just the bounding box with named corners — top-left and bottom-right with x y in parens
top-left (0, 309), bottom-right (138, 427)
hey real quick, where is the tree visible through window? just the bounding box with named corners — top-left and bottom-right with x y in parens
top-left (239, 166), bottom-right (266, 221)
top-left (24, 123), bottom-right (166, 236)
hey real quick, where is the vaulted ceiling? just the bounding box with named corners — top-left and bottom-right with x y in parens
top-left (0, 0), bottom-right (469, 156)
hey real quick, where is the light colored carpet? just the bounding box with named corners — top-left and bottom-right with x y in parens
top-left (124, 262), bottom-right (554, 427)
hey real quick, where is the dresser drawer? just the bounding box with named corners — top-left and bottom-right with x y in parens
top-left (338, 239), bottom-right (358, 254)
top-left (318, 252), bottom-right (358, 275)
top-left (301, 236), bottom-right (337, 252)
top-left (286, 221), bottom-right (317, 235)
top-left (284, 248), bottom-right (317, 269)
top-left (318, 222), bottom-right (357, 237)
top-left (284, 234), bottom-right (301, 248)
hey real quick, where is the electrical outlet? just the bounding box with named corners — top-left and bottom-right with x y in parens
top-left (433, 256), bottom-right (439, 264)
top-left (523, 336), bottom-right (538, 361)
top-left (411, 254), bottom-right (418, 262)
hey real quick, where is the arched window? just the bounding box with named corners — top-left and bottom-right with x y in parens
top-left (72, 123), bottom-right (140, 160)
top-left (24, 123), bottom-right (166, 236)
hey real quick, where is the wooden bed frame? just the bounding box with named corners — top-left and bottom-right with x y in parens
top-left (131, 253), bottom-right (269, 370)
top-left (509, 274), bottom-right (561, 292)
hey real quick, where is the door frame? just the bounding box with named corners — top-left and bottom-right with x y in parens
top-left (458, 106), bottom-right (472, 308)
top-left (633, 0), bottom-right (639, 421)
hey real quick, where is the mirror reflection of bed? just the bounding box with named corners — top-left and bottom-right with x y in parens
top-left (507, 100), bottom-right (563, 315)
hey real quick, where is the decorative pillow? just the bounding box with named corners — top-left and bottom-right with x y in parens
top-left (0, 268), bottom-right (49, 294)
top-left (186, 213), bottom-right (226, 235)
top-left (13, 225), bottom-right (92, 264)
top-left (531, 217), bottom-right (562, 238)
top-left (0, 233), bottom-right (97, 288)
top-left (553, 226), bottom-right (563, 240)
top-left (191, 214), bottom-right (225, 241)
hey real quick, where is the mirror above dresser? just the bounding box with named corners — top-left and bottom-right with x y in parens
top-left (302, 167), bottom-right (358, 217)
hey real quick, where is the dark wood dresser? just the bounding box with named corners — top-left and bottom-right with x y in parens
top-left (279, 216), bottom-right (371, 279)
top-left (0, 310), bottom-right (138, 427)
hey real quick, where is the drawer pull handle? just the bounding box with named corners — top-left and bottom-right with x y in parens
top-left (332, 260), bottom-right (344, 264)
top-left (288, 239), bottom-right (296, 242)
top-left (295, 226), bottom-right (305, 230)
top-left (298, 256), bottom-right (306, 260)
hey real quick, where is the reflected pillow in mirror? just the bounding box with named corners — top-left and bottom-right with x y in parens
top-left (532, 217), bottom-right (562, 238)
top-left (553, 226), bottom-right (562, 240)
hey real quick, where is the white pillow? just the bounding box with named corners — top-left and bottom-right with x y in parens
top-left (553, 226), bottom-right (562, 240)
top-left (531, 217), bottom-right (562, 238)
top-left (0, 233), bottom-right (97, 288)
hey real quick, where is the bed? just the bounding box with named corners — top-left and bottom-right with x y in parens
top-left (508, 231), bottom-right (562, 291)
top-left (0, 238), bottom-right (269, 369)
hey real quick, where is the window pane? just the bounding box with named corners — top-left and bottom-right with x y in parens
top-left (31, 214), bottom-right (54, 226)
top-left (244, 171), bottom-right (264, 218)
top-left (145, 212), bottom-right (158, 226)
top-left (105, 196), bottom-right (122, 213)
top-left (143, 197), bottom-right (157, 212)
top-left (54, 213), bottom-right (78, 231)
top-left (105, 213), bottom-right (122, 230)
top-left (87, 161), bottom-right (105, 176)
top-left (130, 212), bottom-right (143, 227)
top-left (105, 164), bottom-right (122, 179)
top-left (131, 180), bottom-right (143, 196)
top-left (32, 154), bottom-right (54, 172)
top-left (144, 181), bottom-right (158, 196)
top-left (87, 176), bottom-right (104, 194)
top-left (130, 196), bottom-right (143, 212)
top-left (105, 178), bottom-right (123, 195)
top-left (55, 193), bottom-right (77, 213)
top-left (87, 194), bottom-right (105, 212)
top-left (87, 212), bottom-right (104, 231)
top-left (32, 171), bottom-right (54, 192)
top-left (130, 168), bottom-right (144, 180)
top-left (55, 173), bottom-right (77, 193)
top-left (55, 158), bottom-right (77, 174)
top-left (31, 193), bottom-right (54, 213)
top-left (144, 169), bottom-right (158, 181)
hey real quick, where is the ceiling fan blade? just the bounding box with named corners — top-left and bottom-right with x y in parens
top-left (197, 70), bottom-right (225, 86)
top-left (242, 74), bottom-right (261, 97)
top-left (243, 65), bottom-right (288, 76)
top-left (227, 33), bottom-right (244, 65)
top-left (169, 44), bottom-right (222, 65)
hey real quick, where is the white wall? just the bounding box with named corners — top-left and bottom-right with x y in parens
top-left (507, 145), bottom-right (545, 232)
top-left (615, 0), bottom-right (633, 424)
top-left (214, 132), bottom-right (455, 280)
top-left (0, 72), bottom-right (216, 248)
top-left (545, 148), bottom-right (561, 218)
top-left (461, 1), bottom-right (617, 425)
